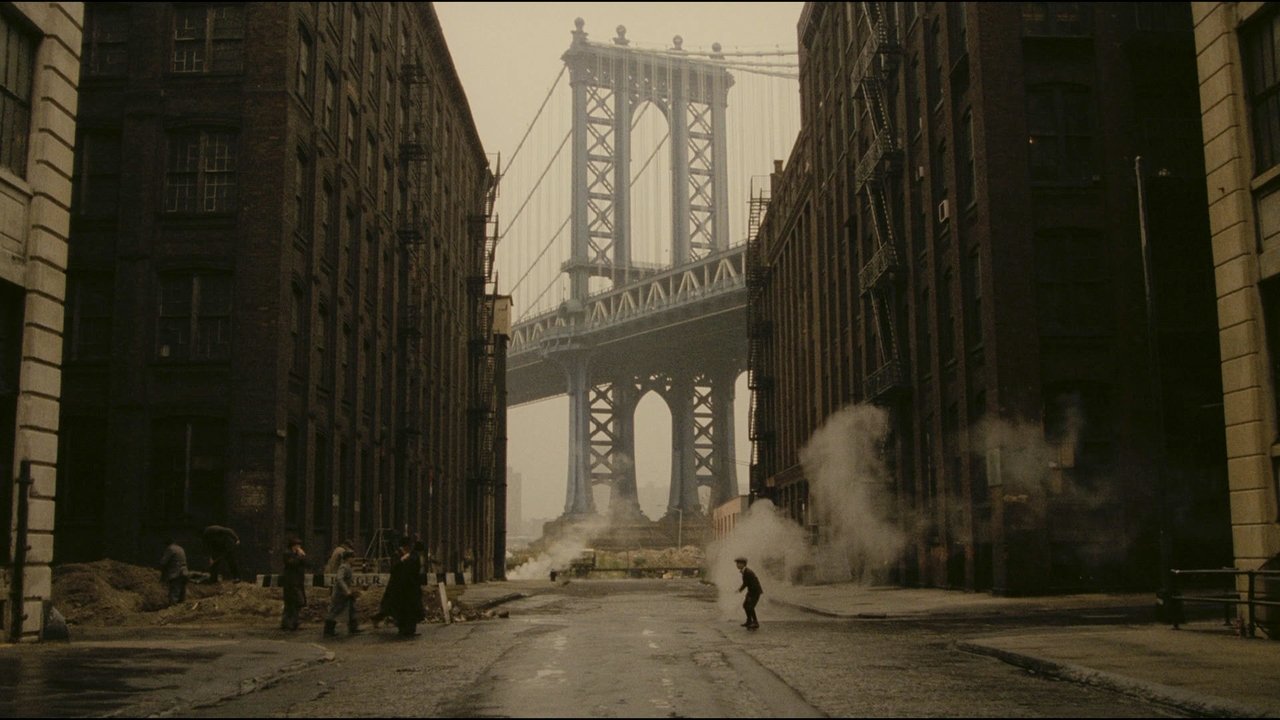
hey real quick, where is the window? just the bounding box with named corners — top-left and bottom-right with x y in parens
top-left (294, 150), bottom-right (310, 236)
top-left (285, 423), bottom-right (301, 527)
top-left (149, 417), bottom-right (227, 522)
top-left (323, 66), bottom-right (338, 137)
top-left (939, 268), bottom-right (955, 362)
top-left (963, 249), bottom-right (982, 348)
top-left (316, 303), bottom-right (332, 389)
top-left (1134, 3), bottom-right (1190, 32)
top-left (1027, 84), bottom-right (1093, 183)
top-left (918, 287), bottom-right (932, 377)
top-left (165, 130), bottom-right (237, 212)
top-left (75, 131), bottom-right (122, 216)
top-left (342, 321), bottom-right (353, 405)
top-left (384, 69), bottom-right (394, 126)
top-left (320, 180), bottom-right (336, 261)
top-left (348, 6), bottom-right (362, 69)
top-left (367, 39), bottom-right (379, 103)
top-left (345, 206), bottom-right (359, 288)
top-left (958, 112), bottom-right (976, 207)
top-left (382, 156), bottom-right (393, 212)
top-left (947, 2), bottom-right (967, 64)
top-left (0, 12), bottom-right (35, 177)
top-left (1034, 229), bottom-right (1110, 336)
top-left (296, 25), bottom-right (313, 103)
top-left (906, 55), bottom-right (922, 139)
top-left (290, 284), bottom-right (305, 374)
top-left (157, 273), bottom-right (232, 360)
top-left (366, 132), bottom-right (376, 184)
top-left (927, 20), bottom-right (943, 111)
top-left (363, 335), bottom-right (374, 417)
top-left (84, 7), bottom-right (129, 77)
top-left (365, 229), bottom-right (378, 307)
top-left (172, 5), bottom-right (244, 73)
top-left (346, 100), bottom-right (358, 164)
top-left (313, 432), bottom-right (329, 527)
top-left (1243, 8), bottom-right (1280, 174)
top-left (1021, 3), bottom-right (1091, 37)
top-left (68, 274), bottom-right (114, 361)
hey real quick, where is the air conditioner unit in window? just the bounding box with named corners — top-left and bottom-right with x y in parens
top-left (937, 199), bottom-right (950, 224)
top-left (159, 345), bottom-right (171, 358)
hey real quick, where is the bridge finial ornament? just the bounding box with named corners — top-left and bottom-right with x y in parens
top-left (672, 35), bottom-right (684, 51)
top-left (614, 25), bottom-right (629, 46)
top-left (572, 17), bottom-right (587, 45)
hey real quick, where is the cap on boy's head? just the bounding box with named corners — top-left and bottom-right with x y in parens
top-left (288, 536), bottom-right (302, 547)
top-left (734, 557), bottom-right (747, 564)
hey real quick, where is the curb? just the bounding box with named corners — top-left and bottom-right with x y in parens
top-left (769, 598), bottom-right (895, 619)
top-left (461, 592), bottom-right (527, 612)
top-left (957, 640), bottom-right (1277, 719)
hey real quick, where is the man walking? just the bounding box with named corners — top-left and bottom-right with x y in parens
top-left (735, 556), bottom-right (762, 629)
top-left (158, 537), bottom-right (188, 606)
top-left (280, 537), bottom-right (307, 631)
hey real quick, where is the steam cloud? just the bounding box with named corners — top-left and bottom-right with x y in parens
top-left (507, 514), bottom-right (609, 580)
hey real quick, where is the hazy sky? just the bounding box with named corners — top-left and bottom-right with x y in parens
top-left (435, 2), bottom-right (805, 520)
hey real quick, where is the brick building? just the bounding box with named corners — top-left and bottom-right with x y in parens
top-left (749, 2), bottom-right (1230, 593)
top-left (56, 2), bottom-right (506, 579)
top-left (1192, 2), bottom-right (1280, 572)
top-left (0, 1), bottom-right (82, 641)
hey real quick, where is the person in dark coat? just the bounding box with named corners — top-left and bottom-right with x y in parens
top-left (280, 537), bottom-right (307, 631)
top-left (735, 556), bottom-right (763, 629)
top-left (376, 539), bottom-right (425, 636)
top-left (202, 525), bottom-right (241, 582)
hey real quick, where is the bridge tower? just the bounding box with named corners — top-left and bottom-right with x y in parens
top-left (550, 20), bottom-right (738, 523)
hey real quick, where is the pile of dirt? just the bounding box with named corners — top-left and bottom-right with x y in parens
top-left (595, 546), bottom-right (705, 569)
top-left (51, 560), bottom-right (475, 628)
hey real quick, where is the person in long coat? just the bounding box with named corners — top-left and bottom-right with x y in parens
top-left (377, 539), bottom-right (425, 636)
top-left (280, 537), bottom-right (307, 631)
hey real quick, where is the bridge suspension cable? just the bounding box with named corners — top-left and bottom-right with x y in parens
top-left (508, 120), bottom-right (671, 298)
top-left (497, 127), bottom-right (571, 243)
top-left (498, 65), bottom-right (566, 187)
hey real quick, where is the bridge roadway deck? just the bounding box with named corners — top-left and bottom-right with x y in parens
top-left (507, 287), bottom-right (746, 406)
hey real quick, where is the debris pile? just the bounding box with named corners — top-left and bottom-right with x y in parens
top-left (51, 560), bottom-right (505, 628)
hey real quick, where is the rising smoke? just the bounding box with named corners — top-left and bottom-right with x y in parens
top-left (706, 498), bottom-right (810, 619)
top-left (507, 513), bottom-right (610, 580)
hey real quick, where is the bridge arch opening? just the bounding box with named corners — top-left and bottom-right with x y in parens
top-left (634, 388), bottom-right (673, 521)
top-left (628, 99), bottom-right (674, 272)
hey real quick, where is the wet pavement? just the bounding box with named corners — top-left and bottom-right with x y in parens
top-left (4, 579), bottom-right (1276, 717)
top-left (0, 631), bottom-right (332, 717)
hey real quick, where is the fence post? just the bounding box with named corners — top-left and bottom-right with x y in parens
top-left (1247, 570), bottom-right (1257, 639)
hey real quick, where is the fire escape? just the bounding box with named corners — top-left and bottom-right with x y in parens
top-left (467, 162), bottom-right (501, 579)
top-left (399, 57), bottom-right (429, 442)
top-left (854, 1), bottom-right (908, 403)
top-left (746, 182), bottom-right (772, 497)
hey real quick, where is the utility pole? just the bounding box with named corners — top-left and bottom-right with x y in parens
top-left (1135, 156), bottom-right (1173, 598)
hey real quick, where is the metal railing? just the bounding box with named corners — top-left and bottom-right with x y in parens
top-left (1164, 568), bottom-right (1280, 638)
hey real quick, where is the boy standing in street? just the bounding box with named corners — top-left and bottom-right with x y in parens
top-left (735, 557), bottom-right (762, 629)
top-left (324, 549), bottom-right (361, 637)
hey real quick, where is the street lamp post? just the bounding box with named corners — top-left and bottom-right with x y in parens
top-left (1135, 156), bottom-right (1173, 599)
top-left (677, 508), bottom-right (684, 548)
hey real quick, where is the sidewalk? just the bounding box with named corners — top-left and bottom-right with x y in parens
top-left (771, 583), bottom-right (1280, 718)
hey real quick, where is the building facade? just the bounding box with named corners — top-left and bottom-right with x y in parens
top-left (750, 2), bottom-right (1231, 593)
top-left (1193, 2), bottom-right (1280, 571)
top-left (0, 1), bottom-right (82, 641)
top-left (57, 2), bottom-right (505, 580)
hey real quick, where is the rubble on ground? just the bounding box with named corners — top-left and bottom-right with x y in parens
top-left (51, 559), bottom-right (504, 628)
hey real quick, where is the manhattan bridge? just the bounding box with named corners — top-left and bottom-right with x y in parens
top-left (494, 19), bottom-right (799, 528)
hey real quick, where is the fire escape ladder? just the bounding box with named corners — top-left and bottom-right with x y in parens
top-left (745, 187), bottom-right (773, 491)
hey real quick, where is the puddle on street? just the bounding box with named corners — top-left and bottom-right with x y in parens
top-left (0, 646), bottom-right (217, 717)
